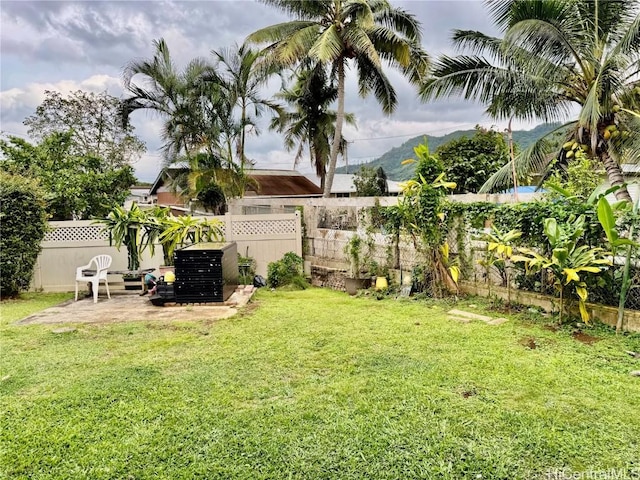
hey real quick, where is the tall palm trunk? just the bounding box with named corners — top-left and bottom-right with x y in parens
top-left (239, 99), bottom-right (247, 169)
top-left (601, 151), bottom-right (632, 202)
top-left (324, 60), bottom-right (345, 198)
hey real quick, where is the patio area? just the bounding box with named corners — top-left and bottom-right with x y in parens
top-left (14, 285), bottom-right (257, 325)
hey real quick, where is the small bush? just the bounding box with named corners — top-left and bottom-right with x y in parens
top-left (0, 172), bottom-right (48, 298)
top-left (267, 252), bottom-right (307, 289)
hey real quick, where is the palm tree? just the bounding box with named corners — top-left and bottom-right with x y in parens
top-left (270, 64), bottom-right (355, 190)
top-left (247, 0), bottom-right (429, 197)
top-left (212, 43), bottom-right (282, 168)
top-left (122, 39), bottom-right (226, 164)
top-left (122, 39), bottom-right (253, 200)
top-left (421, 0), bottom-right (640, 202)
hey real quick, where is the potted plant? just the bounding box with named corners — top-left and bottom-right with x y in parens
top-left (157, 214), bottom-right (224, 263)
top-left (140, 206), bottom-right (173, 275)
top-left (343, 234), bottom-right (370, 295)
top-left (96, 202), bottom-right (149, 289)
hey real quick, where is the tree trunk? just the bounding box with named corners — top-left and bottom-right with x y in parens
top-left (601, 150), bottom-right (632, 203)
top-left (240, 100), bottom-right (247, 169)
top-left (324, 59), bottom-right (345, 198)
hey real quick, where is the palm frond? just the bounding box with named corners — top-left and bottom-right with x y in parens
top-left (356, 54), bottom-right (396, 115)
top-left (309, 25), bottom-right (343, 63)
top-left (479, 121), bottom-right (576, 193)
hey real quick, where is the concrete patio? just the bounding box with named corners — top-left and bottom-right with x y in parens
top-left (15, 285), bottom-right (258, 325)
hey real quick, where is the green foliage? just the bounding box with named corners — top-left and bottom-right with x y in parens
top-left (95, 203), bottom-right (150, 271)
top-left (400, 142), bottom-right (450, 248)
top-left (478, 227), bottom-right (522, 306)
top-left (544, 153), bottom-right (603, 202)
top-left (270, 64), bottom-right (354, 185)
top-left (196, 183), bottom-right (226, 214)
top-left (335, 123), bottom-right (559, 180)
top-left (0, 172), bottom-right (48, 298)
top-left (0, 132), bottom-right (136, 220)
top-left (353, 166), bottom-right (389, 197)
top-left (344, 234), bottom-right (367, 278)
top-left (140, 206), bottom-right (172, 265)
top-left (436, 126), bottom-right (510, 193)
top-left (423, 0), bottom-right (639, 201)
top-left (158, 215), bottom-right (224, 265)
top-left (397, 141), bottom-right (458, 296)
top-left (24, 89), bottom-right (145, 167)
top-left (513, 216), bottom-right (612, 323)
top-left (237, 253), bottom-right (257, 285)
top-left (249, 0), bottom-right (429, 196)
top-left (267, 252), bottom-right (306, 288)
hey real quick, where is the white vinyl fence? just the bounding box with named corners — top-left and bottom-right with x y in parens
top-left (33, 212), bottom-right (302, 292)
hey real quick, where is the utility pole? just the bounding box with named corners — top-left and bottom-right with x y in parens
top-left (507, 117), bottom-right (519, 202)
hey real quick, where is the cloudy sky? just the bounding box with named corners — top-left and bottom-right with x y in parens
top-left (0, 0), bottom-right (539, 183)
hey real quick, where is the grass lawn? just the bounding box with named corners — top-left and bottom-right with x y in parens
top-left (1, 288), bottom-right (639, 479)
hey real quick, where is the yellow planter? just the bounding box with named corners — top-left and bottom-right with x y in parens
top-left (375, 276), bottom-right (388, 290)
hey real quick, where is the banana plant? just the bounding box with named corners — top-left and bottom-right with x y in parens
top-left (478, 227), bottom-right (522, 308)
top-left (512, 216), bottom-right (611, 323)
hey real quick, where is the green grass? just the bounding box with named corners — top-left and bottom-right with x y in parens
top-left (0, 292), bottom-right (73, 325)
top-left (1, 289), bottom-right (639, 479)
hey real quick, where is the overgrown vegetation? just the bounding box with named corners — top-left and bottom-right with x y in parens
top-left (440, 190), bottom-right (639, 324)
top-left (353, 166), bottom-right (389, 197)
top-left (0, 172), bottom-right (48, 299)
top-left (0, 132), bottom-right (136, 220)
top-left (267, 252), bottom-right (306, 289)
top-left (387, 141), bottom-right (459, 296)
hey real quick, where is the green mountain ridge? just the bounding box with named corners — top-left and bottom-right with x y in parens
top-left (338, 123), bottom-right (560, 181)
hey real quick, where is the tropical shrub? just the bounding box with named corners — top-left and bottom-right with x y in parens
top-left (398, 141), bottom-right (458, 296)
top-left (0, 172), bottom-right (48, 298)
top-left (267, 252), bottom-right (306, 289)
top-left (95, 203), bottom-right (149, 271)
top-left (512, 216), bottom-right (611, 323)
top-left (477, 226), bottom-right (522, 307)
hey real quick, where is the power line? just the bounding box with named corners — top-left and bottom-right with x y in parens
top-left (347, 122), bottom-right (476, 142)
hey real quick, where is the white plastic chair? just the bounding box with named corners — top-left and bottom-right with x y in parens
top-left (75, 255), bottom-right (112, 303)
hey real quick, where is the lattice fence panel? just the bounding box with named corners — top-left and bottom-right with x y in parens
top-left (44, 225), bottom-right (108, 242)
top-left (232, 219), bottom-right (296, 236)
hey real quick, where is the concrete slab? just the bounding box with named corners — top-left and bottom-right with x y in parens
top-left (447, 309), bottom-right (493, 322)
top-left (15, 287), bottom-right (257, 326)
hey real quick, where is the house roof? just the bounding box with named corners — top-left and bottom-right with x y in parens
top-left (305, 173), bottom-right (403, 194)
top-left (149, 167), bottom-right (188, 195)
top-left (245, 169), bottom-right (322, 197)
top-left (149, 167), bottom-right (322, 197)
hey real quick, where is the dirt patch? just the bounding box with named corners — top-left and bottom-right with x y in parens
top-left (543, 325), bottom-right (559, 332)
top-left (520, 337), bottom-right (538, 349)
top-left (490, 303), bottom-right (524, 314)
top-left (572, 331), bottom-right (600, 345)
top-left (461, 390), bottom-right (477, 399)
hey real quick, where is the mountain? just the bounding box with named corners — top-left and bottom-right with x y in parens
top-left (337, 123), bottom-right (560, 180)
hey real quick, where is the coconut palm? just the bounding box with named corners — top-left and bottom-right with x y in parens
top-left (247, 0), bottom-right (429, 197)
top-left (270, 64), bottom-right (355, 190)
top-left (421, 0), bottom-right (640, 202)
top-left (212, 43), bottom-right (282, 168)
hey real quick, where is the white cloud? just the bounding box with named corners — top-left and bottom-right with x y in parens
top-left (0, 74), bottom-right (124, 118)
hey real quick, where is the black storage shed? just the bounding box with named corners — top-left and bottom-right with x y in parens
top-left (174, 242), bottom-right (238, 303)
